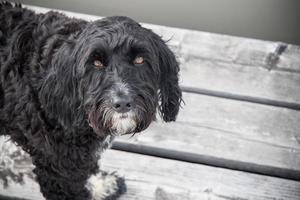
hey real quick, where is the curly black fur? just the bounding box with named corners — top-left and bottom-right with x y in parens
top-left (0, 2), bottom-right (181, 200)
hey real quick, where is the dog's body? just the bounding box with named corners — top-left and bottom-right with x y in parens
top-left (0, 2), bottom-right (181, 200)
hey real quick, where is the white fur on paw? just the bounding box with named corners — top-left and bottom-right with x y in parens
top-left (86, 172), bottom-right (121, 200)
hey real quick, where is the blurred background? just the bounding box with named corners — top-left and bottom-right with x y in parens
top-left (16, 0), bottom-right (300, 45)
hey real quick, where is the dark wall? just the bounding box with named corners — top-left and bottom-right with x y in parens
top-left (16, 0), bottom-right (300, 45)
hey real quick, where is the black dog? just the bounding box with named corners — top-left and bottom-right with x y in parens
top-left (0, 2), bottom-right (181, 200)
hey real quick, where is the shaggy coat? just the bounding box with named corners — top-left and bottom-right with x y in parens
top-left (0, 2), bottom-right (181, 200)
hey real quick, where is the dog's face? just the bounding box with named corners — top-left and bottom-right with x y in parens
top-left (41, 16), bottom-right (181, 137)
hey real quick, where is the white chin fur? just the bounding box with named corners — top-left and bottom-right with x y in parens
top-left (111, 112), bottom-right (137, 135)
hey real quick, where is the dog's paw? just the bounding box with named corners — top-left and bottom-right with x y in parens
top-left (86, 171), bottom-right (126, 200)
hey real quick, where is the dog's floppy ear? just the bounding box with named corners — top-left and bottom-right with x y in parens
top-left (151, 34), bottom-right (182, 122)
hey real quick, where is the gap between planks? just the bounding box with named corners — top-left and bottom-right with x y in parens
top-left (181, 86), bottom-right (300, 111)
top-left (111, 141), bottom-right (300, 181)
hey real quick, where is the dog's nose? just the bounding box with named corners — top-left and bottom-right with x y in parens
top-left (112, 96), bottom-right (134, 113)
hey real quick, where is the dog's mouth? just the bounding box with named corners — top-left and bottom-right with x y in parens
top-left (109, 112), bottom-right (138, 136)
top-left (87, 108), bottom-right (139, 137)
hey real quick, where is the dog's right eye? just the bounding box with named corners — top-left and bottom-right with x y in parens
top-left (93, 60), bottom-right (104, 68)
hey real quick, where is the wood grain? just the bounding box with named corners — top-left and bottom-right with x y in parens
top-left (142, 23), bottom-right (299, 74)
top-left (103, 150), bottom-right (300, 200)
top-left (1, 146), bottom-right (300, 200)
top-left (177, 93), bottom-right (300, 148)
top-left (276, 44), bottom-right (300, 72)
top-left (180, 59), bottom-right (300, 106)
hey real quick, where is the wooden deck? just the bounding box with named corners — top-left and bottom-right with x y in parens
top-left (1, 5), bottom-right (300, 200)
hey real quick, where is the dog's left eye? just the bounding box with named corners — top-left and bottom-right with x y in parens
top-left (93, 60), bottom-right (104, 68)
top-left (133, 56), bottom-right (144, 65)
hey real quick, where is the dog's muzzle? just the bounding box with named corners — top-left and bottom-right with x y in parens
top-left (87, 93), bottom-right (139, 136)
top-left (109, 94), bottom-right (137, 135)
top-left (110, 111), bottom-right (137, 136)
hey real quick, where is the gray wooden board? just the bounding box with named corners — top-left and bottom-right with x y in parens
top-left (1, 140), bottom-right (300, 200)
top-left (276, 44), bottom-right (300, 72)
top-left (25, 5), bottom-right (300, 106)
top-left (180, 58), bottom-right (300, 106)
top-left (104, 150), bottom-right (300, 200)
top-left (177, 93), bottom-right (300, 149)
top-left (143, 23), bottom-right (298, 73)
top-left (115, 92), bottom-right (300, 179)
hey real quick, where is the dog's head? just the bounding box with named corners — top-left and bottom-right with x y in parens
top-left (41, 16), bottom-right (182, 137)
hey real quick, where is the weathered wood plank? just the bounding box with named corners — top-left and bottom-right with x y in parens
top-left (1, 140), bottom-right (300, 200)
top-left (180, 59), bottom-right (300, 106)
top-left (143, 23), bottom-right (299, 74)
top-left (114, 123), bottom-right (300, 180)
top-left (178, 93), bottom-right (300, 148)
top-left (276, 44), bottom-right (300, 72)
top-left (0, 176), bottom-right (43, 200)
top-left (180, 30), bottom-right (279, 68)
top-left (115, 92), bottom-right (300, 180)
top-left (103, 150), bottom-right (300, 200)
